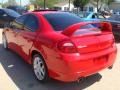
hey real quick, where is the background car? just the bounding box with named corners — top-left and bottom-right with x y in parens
top-left (75, 12), bottom-right (106, 21)
top-left (7, 6), bottom-right (27, 14)
top-left (0, 8), bottom-right (20, 28)
top-left (113, 10), bottom-right (120, 15)
top-left (107, 15), bottom-right (120, 36)
top-left (77, 12), bottom-right (120, 37)
top-left (2, 11), bottom-right (117, 82)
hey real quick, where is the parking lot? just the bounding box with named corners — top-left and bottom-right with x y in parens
top-left (0, 29), bottom-right (120, 90)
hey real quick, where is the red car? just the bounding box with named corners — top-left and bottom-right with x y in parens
top-left (2, 10), bottom-right (117, 82)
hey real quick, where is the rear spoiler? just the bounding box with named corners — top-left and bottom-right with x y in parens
top-left (62, 22), bottom-right (112, 36)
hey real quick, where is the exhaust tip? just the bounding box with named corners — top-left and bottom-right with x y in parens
top-left (77, 77), bottom-right (85, 83)
top-left (108, 65), bottom-right (113, 70)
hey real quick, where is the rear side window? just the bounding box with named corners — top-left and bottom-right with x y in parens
top-left (24, 15), bottom-right (39, 32)
top-left (15, 15), bottom-right (28, 24)
top-left (44, 13), bottom-right (82, 31)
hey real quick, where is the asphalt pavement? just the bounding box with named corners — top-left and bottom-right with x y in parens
top-left (0, 29), bottom-right (120, 90)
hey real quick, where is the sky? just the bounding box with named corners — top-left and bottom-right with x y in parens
top-left (0, 0), bottom-right (30, 6)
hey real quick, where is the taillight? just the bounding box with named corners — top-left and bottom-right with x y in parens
top-left (57, 40), bottom-right (77, 53)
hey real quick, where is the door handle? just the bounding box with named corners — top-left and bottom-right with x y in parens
top-left (27, 39), bottom-right (31, 42)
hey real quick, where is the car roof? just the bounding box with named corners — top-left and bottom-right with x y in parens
top-left (0, 8), bottom-right (14, 12)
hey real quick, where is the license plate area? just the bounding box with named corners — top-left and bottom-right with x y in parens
top-left (94, 56), bottom-right (108, 65)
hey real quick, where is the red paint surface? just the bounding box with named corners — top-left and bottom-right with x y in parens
top-left (3, 11), bottom-right (117, 82)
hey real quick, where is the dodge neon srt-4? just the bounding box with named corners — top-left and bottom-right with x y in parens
top-left (2, 11), bottom-right (117, 82)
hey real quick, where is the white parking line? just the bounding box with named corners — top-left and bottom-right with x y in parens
top-left (0, 29), bottom-right (19, 90)
top-left (0, 29), bottom-right (3, 44)
top-left (0, 63), bottom-right (19, 90)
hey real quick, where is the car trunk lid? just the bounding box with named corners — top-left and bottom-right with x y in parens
top-left (62, 22), bottom-right (114, 53)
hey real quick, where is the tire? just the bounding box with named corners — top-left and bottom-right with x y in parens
top-left (32, 54), bottom-right (49, 82)
top-left (2, 34), bottom-right (8, 49)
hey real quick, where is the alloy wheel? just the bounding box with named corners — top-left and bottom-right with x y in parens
top-left (33, 55), bottom-right (46, 81)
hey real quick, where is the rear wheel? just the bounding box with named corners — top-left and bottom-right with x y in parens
top-left (2, 34), bottom-right (8, 49)
top-left (32, 54), bottom-right (48, 82)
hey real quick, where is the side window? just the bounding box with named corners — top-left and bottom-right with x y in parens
top-left (15, 15), bottom-right (28, 24)
top-left (11, 15), bottom-right (28, 30)
top-left (92, 15), bottom-right (96, 19)
top-left (24, 15), bottom-right (39, 32)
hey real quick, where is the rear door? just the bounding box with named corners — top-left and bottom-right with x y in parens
top-left (16, 14), bottom-right (39, 61)
top-left (9, 15), bottom-right (28, 52)
top-left (109, 16), bottom-right (120, 36)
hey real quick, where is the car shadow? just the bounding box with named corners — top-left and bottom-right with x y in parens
top-left (0, 44), bottom-right (102, 90)
top-left (114, 35), bottom-right (120, 43)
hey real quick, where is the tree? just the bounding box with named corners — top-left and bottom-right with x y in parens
top-left (93, 0), bottom-right (114, 12)
top-left (69, 0), bottom-right (70, 11)
top-left (73, 0), bottom-right (89, 11)
top-left (105, 0), bottom-right (114, 5)
top-left (30, 0), bottom-right (59, 9)
top-left (93, 0), bottom-right (102, 12)
top-left (2, 0), bottom-right (17, 8)
top-left (7, 0), bottom-right (17, 6)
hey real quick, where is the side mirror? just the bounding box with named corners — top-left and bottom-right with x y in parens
top-left (92, 15), bottom-right (95, 19)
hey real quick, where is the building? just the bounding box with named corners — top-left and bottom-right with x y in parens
top-left (84, 1), bottom-right (108, 12)
top-left (85, 0), bottom-right (120, 13)
top-left (53, 0), bottom-right (108, 12)
top-left (54, 2), bottom-right (74, 11)
top-left (109, 0), bottom-right (120, 12)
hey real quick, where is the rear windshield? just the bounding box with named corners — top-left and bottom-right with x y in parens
top-left (44, 13), bottom-right (83, 31)
top-left (44, 12), bottom-right (102, 35)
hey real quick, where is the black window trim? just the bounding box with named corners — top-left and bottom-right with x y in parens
top-left (11, 14), bottom-right (29, 30)
top-left (15, 14), bottom-right (28, 25)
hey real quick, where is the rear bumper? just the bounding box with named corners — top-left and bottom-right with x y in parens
top-left (51, 46), bottom-right (117, 82)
